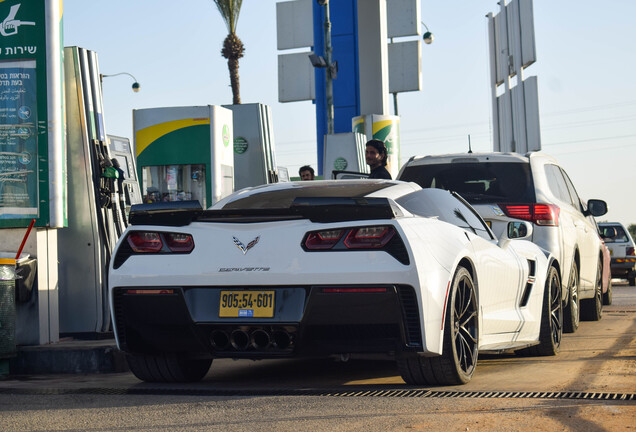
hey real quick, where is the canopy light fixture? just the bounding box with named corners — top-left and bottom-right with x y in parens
top-left (421, 21), bottom-right (434, 44)
top-left (101, 72), bottom-right (141, 93)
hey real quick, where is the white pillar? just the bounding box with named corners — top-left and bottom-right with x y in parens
top-left (357, 0), bottom-right (389, 115)
top-left (45, 0), bottom-right (65, 228)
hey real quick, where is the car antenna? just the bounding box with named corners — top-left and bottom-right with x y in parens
top-left (468, 134), bottom-right (473, 153)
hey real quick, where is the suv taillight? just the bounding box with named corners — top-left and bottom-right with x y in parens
top-left (627, 247), bottom-right (635, 256)
top-left (498, 203), bottom-right (560, 226)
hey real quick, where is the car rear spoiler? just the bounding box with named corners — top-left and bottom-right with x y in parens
top-left (128, 197), bottom-right (402, 226)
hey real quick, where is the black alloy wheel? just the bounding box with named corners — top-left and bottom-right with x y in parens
top-left (517, 265), bottom-right (562, 356)
top-left (563, 261), bottom-right (580, 333)
top-left (449, 267), bottom-right (479, 380)
top-left (549, 267), bottom-right (564, 351)
top-left (397, 266), bottom-right (479, 386)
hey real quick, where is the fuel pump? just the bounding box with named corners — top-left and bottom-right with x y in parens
top-left (57, 47), bottom-right (136, 336)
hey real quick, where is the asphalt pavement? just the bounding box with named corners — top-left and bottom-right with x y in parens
top-left (1, 281), bottom-right (634, 396)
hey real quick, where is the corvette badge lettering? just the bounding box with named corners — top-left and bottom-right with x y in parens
top-left (219, 267), bottom-right (270, 272)
top-left (233, 236), bottom-right (260, 255)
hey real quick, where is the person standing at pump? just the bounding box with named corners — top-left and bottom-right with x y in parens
top-left (299, 165), bottom-right (315, 181)
top-left (365, 139), bottom-right (392, 179)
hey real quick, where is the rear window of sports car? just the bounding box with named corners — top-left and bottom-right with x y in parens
top-left (220, 183), bottom-right (395, 209)
top-left (399, 162), bottom-right (536, 204)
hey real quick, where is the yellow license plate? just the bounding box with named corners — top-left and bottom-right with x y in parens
top-left (219, 291), bottom-right (275, 318)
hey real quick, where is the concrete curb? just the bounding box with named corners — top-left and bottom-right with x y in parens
top-left (8, 339), bottom-right (129, 375)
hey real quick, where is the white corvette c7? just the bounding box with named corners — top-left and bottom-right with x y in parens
top-left (109, 180), bottom-right (563, 385)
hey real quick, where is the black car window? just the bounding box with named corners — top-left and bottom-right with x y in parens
top-left (399, 162), bottom-right (536, 204)
top-left (397, 189), bottom-right (493, 241)
top-left (544, 164), bottom-right (573, 205)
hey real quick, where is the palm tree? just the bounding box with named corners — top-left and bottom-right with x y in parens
top-left (212, 0), bottom-right (244, 105)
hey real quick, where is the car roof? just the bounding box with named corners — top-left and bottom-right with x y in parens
top-left (598, 222), bottom-right (626, 227)
top-left (403, 151), bottom-right (558, 166)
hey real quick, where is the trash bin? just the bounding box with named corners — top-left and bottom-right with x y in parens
top-left (0, 253), bottom-right (33, 303)
top-left (15, 257), bottom-right (36, 303)
top-left (0, 258), bottom-right (17, 362)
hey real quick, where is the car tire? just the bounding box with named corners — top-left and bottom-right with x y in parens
top-left (127, 353), bottom-right (212, 383)
top-left (603, 279), bottom-right (613, 306)
top-left (517, 265), bottom-right (562, 357)
top-left (398, 266), bottom-right (478, 386)
top-left (629, 274), bottom-right (636, 287)
top-left (563, 261), bottom-right (580, 334)
top-left (581, 259), bottom-right (603, 321)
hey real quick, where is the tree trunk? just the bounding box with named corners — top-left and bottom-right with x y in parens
top-left (228, 58), bottom-right (241, 105)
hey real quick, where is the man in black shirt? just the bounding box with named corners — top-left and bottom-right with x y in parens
top-left (299, 165), bottom-right (315, 180)
top-left (365, 139), bottom-right (392, 179)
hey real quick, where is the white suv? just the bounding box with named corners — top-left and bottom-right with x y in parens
top-left (398, 152), bottom-right (608, 333)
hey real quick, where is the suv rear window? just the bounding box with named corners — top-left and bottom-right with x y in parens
top-left (599, 224), bottom-right (630, 243)
top-left (399, 162), bottom-right (536, 204)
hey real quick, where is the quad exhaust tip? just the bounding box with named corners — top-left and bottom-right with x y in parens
top-left (212, 328), bottom-right (293, 352)
top-left (230, 330), bottom-right (250, 350)
top-left (272, 330), bottom-right (291, 350)
top-left (210, 330), bottom-right (230, 350)
top-left (250, 329), bottom-right (271, 350)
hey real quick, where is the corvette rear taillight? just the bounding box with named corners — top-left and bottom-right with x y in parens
top-left (344, 226), bottom-right (395, 249)
top-left (125, 231), bottom-right (194, 253)
top-left (627, 247), bottom-right (635, 256)
top-left (498, 203), bottom-right (560, 226)
top-left (302, 225), bottom-right (409, 265)
top-left (303, 225), bottom-right (396, 250)
top-left (304, 229), bottom-right (345, 249)
top-left (127, 232), bottom-right (163, 253)
top-left (164, 233), bottom-right (195, 252)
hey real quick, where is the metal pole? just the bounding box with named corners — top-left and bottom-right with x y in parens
top-left (487, 12), bottom-right (500, 152)
top-left (392, 92), bottom-right (398, 116)
top-left (390, 37), bottom-right (398, 116)
top-left (500, 0), bottom-right (516, 153)
top-left (323, 2), bottom-right (334, 135)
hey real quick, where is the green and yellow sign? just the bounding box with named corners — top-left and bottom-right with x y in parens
top-left (0, 0), bottom-right (62, 227)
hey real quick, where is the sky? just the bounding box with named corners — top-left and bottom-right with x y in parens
top-left (62, 0), bottom-right (636, 228)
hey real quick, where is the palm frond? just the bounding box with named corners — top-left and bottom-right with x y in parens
top-left (211, 0), bottom-right (243, 33)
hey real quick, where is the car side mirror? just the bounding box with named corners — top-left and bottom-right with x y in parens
top-left (506, 221), bottom-right (533, 240)
top-left (586, 199), bottom-right (608, 217)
